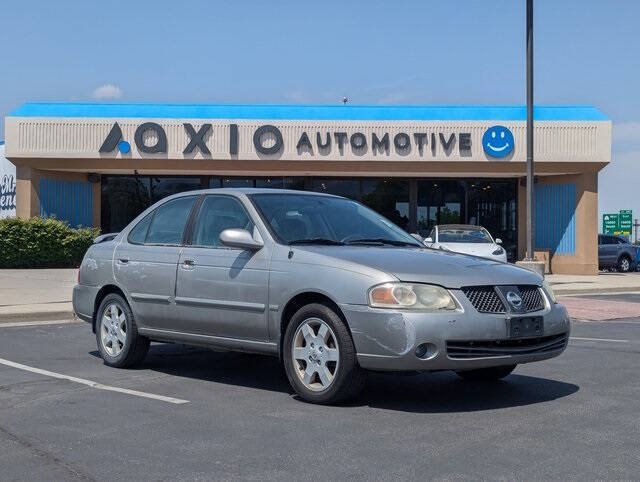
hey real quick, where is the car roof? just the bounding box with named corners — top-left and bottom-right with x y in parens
top-left (169, 188), bottom-right (342, 198)
top-left (437, 224), bottom-right (485, 230)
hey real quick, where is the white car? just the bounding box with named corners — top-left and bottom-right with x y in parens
top-left (424, 224), bottom-right (508, 262)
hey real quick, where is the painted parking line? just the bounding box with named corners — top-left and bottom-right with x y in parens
top-left (0, 357), bottom-right (189, 405)
top-left (0, 319), bottom-right (80, 328)
top-left (570, 336), bottom-right (630, 343)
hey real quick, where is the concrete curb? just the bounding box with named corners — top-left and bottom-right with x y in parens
top-left (0, 302), bottom-right (75, 323)
top-left (0, 310), bottom-right (76, 323)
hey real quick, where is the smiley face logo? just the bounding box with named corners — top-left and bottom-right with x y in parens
top-left (482, 125), bottom-right (514, 158)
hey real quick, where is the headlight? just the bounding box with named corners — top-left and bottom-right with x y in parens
top-left (368, 283), bottom-right (457, 310)
top-left (543, 279), bottom-right (558, 304)
top-left (492, 247), bottom-right (504, 255)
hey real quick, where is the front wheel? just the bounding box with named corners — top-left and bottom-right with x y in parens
top-left (96, 293), bottom-right (149, 368)
top-left (283, 303), bottom-right (366, 404)
top-left (455, 364), bottom-right (516, 381)
top-left (618, 255), bottom-right (631, 273)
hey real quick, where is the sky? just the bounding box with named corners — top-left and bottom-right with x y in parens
top-left (1, 0), bottom-right (638, 226)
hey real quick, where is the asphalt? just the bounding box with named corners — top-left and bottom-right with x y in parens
top-left (0, 304), bottom-right (639, 480)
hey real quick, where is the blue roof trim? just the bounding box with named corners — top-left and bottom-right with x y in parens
top-left (8, 102), bottom-right (608, 121)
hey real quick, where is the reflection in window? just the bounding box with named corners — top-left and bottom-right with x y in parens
top-left (145, 196), bottom-right (196, 245)
top-left (192, 196), bottom-right (253, 247)
top-left (417, 181), bottom-right (464, 236)
top-left (360, 180), bottom-right (409, 231)
top-left (222, 178), bottom-right (254, 188)
top-left (101, 176), bottom-right (151, 233)
top-left (311, 179), bottom-right (360, 199)
top-left (150, 177), bottom-right (202, 203)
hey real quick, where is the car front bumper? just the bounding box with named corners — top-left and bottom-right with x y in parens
top-left (340, 289), bottom-right (570, 372)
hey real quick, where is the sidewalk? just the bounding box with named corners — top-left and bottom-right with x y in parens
top-left (547, 272), bottom-right (640, 295)
top-left (2, 269), bottom-right (640, 322)
top-left (0, 269), bottom-right (77, 322)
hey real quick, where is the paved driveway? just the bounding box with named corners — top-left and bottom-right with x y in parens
top-left (0, 317), bottom-right (638, 480)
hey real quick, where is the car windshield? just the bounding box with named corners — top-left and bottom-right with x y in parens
top-left (249, 193), bottom-right (422, 247)
top-left (438, 226), bottom-right (493, 244)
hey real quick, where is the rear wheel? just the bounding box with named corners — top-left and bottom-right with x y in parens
top-left (455, 364), bottom-right (516, 381)
top-left (283, 303), bottom-right (366, 404)
top-left (96, 293), bottom-right (149, 368)
top-left (618, 255), bottom-right (631, 273)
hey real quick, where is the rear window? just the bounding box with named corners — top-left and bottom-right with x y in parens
top-left (130, 196), bottom-right (196, 246)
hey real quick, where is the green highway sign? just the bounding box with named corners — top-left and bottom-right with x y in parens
top-left (619, 210), bottom-right (633, 235)
top-left (602, 213), bottom-right (619, 235)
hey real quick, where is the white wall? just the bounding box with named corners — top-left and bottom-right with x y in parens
top-left (0, 144), bottom-right (17, 218)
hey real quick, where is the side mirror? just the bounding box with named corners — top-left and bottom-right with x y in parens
top-left (220, 228), bottom-right (264, 251)
top-left (410, 233), bottom-right (424, 243)
top-left (495, 238), bottom-right (503, 245)
top-left (424, 237), bottom-right (434, 244)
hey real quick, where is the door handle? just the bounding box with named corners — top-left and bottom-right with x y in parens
top-left (183, 259), bottom-right (195, 267)
top-left (118, 258), bottom-right (129, 264)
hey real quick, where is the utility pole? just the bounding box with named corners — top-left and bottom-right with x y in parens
top-left (634, 218), bottom-right (639, 244)
top-left (525, 0), bottom-right (535, 261)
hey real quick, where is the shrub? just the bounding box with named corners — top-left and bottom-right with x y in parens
top-left (0, 217), bottom-right (100, 268)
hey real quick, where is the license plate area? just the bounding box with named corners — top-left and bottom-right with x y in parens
top-left (508, 316), bottom-right (543, 338)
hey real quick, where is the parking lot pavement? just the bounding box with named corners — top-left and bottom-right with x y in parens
top-left (0, 318), bottom-right (638, 481)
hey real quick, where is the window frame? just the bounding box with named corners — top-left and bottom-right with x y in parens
top-left (184, 194), bottom-right (256, 250)
top-left (126, 195), bottom-right (200, 247)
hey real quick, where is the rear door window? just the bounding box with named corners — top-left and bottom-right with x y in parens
top-left (144, 196), bottom-right (197, 245)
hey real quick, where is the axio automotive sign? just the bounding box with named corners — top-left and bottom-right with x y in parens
top-left (99, 122), bottom-right (514, 159)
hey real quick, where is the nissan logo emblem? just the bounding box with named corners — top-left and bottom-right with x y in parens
top-left (506, 291), bottom-right (523, 309)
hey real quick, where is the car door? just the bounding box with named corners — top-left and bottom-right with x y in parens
top-left (114, 195), bottom-right (198, 330)
top-left (601, 235), bottom-right (617, 265)
top-left (173, 194), bottom-right (270, 341)
top-left (597, 235), bottom-right (607, 265)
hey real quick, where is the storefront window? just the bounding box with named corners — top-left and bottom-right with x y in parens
top-left (150, 177), bottom-right (202, 203)
top-left (101, 175), bottom-right (517, 259)
top-left (102, 175), bottom-right (202, 233)
top-left (467, 181), bottom-right (517, 261)
top-left (360, 180), bottom-right (409, 231)
top-left (222, 178), bottom-right (254, 188)
top-left (417, 181), bottom-right (465, 235)
top-left (311, 179), bottom-right (360, 200)
top-left (101, 176), bottom-right (152, 233)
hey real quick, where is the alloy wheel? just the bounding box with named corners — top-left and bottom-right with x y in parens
top-left (101, 303), bottom-right (127, 357)
top-left (291, 318), bottom-right (340, 391)
top-left (621, 258), bottom-right (630, 272)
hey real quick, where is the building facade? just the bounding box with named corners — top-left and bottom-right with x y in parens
top-left (4, 103), bottom-right (611, 274)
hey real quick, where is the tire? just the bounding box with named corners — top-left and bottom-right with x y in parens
top-left (283, 303), bottom-right (367, 404)
top-left (618, 255), bottom-right (631, 273)
top-left (96, 293), bottom-right (149, 368)
top-left (455, 364), bottom-right (516, 381)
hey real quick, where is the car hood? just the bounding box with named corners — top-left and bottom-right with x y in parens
top-left (295, 246), bottom-right (540, 289)
top-left (438, 242), bottom-right (500, 257)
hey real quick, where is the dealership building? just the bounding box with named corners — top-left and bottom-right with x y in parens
top-left (4, 102), bottom-right (610, 274)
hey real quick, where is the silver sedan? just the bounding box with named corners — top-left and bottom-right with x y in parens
top-left (73, 189), bottom-right (570, 404)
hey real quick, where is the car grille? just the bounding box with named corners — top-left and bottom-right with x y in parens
top-left (461, 285), bottom-right (545, 313)
top-left (461, 287), bottom-right (505, 313)
top-left (446, 333), bottom-right (568, 359)
top-left (518, 286), bottom-right (545, 312)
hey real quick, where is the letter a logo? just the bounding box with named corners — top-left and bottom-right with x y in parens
top-left (99, 122), bottom-right (130, 154)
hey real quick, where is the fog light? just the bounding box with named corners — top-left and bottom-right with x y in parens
top-left (415, 343), bottom-right (438, 360)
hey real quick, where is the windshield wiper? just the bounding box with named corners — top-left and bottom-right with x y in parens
top-left (345, 238), bottom-right (419, 247)
top-left (289, 238), bottom-right (345, 246)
